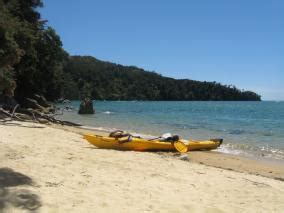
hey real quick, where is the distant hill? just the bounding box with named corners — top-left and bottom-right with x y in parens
top-left (0, 1), bottom-right (261, 103)
top-left (62, 56), bottom-right (261, 101)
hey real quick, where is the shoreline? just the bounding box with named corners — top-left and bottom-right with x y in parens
top-left (1, 121), bottom-right (284, 212)
top-left (56, 107), bottom-right (284, 164)
top-left (56, 101), bottom-right (284, 165)
top-left (53, 123), bottom-right (284, 181)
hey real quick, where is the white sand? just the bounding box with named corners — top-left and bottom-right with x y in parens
top-left (1, 121), bottom-right (284, 212)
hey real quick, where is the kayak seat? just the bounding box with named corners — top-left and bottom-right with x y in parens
top-left (109, 130), bottom-right (133, 144)
top-left (109, 130), bottom-right (131, 138)
top-left (159, 135), bottom-right (180, 143)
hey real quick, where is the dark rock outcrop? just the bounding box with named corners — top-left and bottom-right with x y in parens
top-left (78, 98), bottom-right (94, 114)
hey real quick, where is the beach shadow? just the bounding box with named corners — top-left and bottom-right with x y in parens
top-left (0, 168), bottom-right (41, 211)
top-left (0, 168), bottom-right (33, 187)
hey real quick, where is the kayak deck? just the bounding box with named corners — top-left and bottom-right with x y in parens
top-left (84, 134), bottom-right (176, 151)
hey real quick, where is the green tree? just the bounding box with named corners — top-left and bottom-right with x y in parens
top-left (0, 0), bottom-right (66, 103)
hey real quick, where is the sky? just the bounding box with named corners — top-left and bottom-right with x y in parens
top-left (40, 0), bottom-right (284, 100)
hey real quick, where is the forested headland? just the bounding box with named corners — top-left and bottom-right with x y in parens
top-left (0, 0), bottom-right (261, 104)
top-left (63, 56), bottom-right (261, 101)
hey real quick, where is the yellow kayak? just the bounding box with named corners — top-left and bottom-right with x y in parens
top-left (187, 139), bottom-right (223, 151)
top-left (83, 134), bottom-right (222, 152)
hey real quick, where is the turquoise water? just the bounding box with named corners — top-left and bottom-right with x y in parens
top-left (56, 101), bottom-right (284, 162)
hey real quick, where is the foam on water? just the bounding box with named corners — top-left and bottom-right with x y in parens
top-left (79, 125), bottom-right (114, 132)
top-left (102, 111), bottom-right (113, 114)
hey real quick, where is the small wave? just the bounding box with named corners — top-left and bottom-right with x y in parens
top-left (216, 142), bottom-right (284, 162)
top-left (216, 144), bottom-right (244, 155)
top-left (102, 111), bottom-right (113, 114)
top-left (79, 125), bottom-right (114, 132)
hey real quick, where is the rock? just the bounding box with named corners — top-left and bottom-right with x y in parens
top-left (78, 98), bottom-right (94, 114)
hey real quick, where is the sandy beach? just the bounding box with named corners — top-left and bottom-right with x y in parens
top-left (1, 121), bottom-right (284, 212)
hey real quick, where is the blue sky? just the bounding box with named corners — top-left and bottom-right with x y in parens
top-left (40, 0), bottom-right (284, 100)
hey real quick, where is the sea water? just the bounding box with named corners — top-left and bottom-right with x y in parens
top-left (56, 101), bottom-right (284, 162)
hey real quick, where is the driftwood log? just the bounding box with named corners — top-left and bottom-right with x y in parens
top-left (0, 105), bottom-right (81, 127)
top-left (0, 94), bottom-right (81, 126)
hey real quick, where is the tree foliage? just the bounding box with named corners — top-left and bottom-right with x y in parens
top-left (62, 56), bottom-right (261, 101)
top-left (0, 0), bottom-right (66, 102)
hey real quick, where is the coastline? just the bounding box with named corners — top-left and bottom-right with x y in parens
top-left (56, 101), bottom-right (284, 164)
top-left (1, 121), bottom-right (284, 212)
top-left (54, 123), bottom-right (284, 181)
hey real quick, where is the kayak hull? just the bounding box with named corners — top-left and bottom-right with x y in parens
top-left (83, 134), bottom-right (221, 152)
top-left (84, 134), bottom-right (175, 151)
